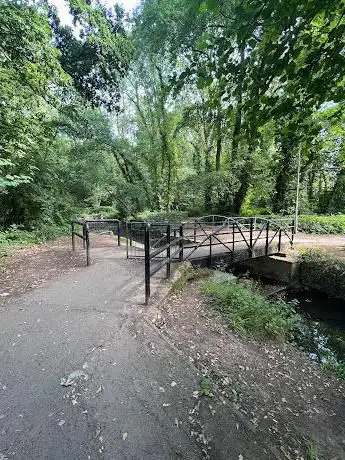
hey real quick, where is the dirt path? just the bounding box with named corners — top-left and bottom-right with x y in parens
top-left (147, 281), bottom-right (345, 460)
top-left (0, 237), bottom-right (86, 299)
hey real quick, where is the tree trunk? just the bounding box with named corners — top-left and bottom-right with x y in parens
top-left (215, 108), bottom-right (222, 171)
top-left (215, 129), bottom-right (222, 172)
top-left (204, 147), bottom-right (212, 211)
top-left (272, 133), bottom-right (295, 214)
top-left (231, 43), bottom-right (245, 162)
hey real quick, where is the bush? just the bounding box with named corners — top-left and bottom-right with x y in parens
top-left (300, 250), bottom-right (345, 300)
top-left (201, 279), bottom-right (302, 341)
top-left (135, 210), bottom-right (189, 223)
top-left (298, 215), bottom-right (345, 234)
top-left (0, 224), bottom-right (68, 252)
top-left (170, 262), bottom-right (211, 293)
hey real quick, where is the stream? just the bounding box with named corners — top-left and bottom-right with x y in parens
top-left (285, 289), bottom-right (345, 373)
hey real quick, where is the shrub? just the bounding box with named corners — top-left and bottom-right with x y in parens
top-left (0, 224), bottom-right (67, 252)
top-left (300, 250), bottom-right (345, 300)
top-left (170, 262), bottom-right (211, 293)
top-left (298, 214), bottom-right (345, 234)
top-left (201, 279), bottom-right (302, 341)
top-left (135, 210), bottom-right (189, 223)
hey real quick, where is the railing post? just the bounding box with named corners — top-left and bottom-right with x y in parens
top-left (125, 222), bottom-right (129, 259)
top-left (193, 220), bottom-right (197, 243)
top-left (265, 221), bottom-right (269, 256)
top-left (82, 223), bottom-right (86, 249)
top-left (117, 221), bottom-right (121, 246)
top-left (179, 224), bottom-right (184, 262)
top-left (71, 221), bottom-right (75, 251)
top-left (249, 217), bottom-right (254, 257)
top-left (129, 222), bottom-right (133, 247)
top-left (145, 224), bottom-right (151, 304)
top-left (278, 228), bottom-right (282, 253)
top-left (291, 219), bottom-right (295, 248)
top-left (209, 234), bottom-right (212, 268)
top-left (85, 223), bottom-right (90, 266)
top-left (166, 224), bottom-right (171, 279)
top-left (232, 223), bottom-right (235, 252)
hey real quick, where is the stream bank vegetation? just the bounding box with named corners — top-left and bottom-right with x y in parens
top-left (200, 273), bottom-right (345, 381)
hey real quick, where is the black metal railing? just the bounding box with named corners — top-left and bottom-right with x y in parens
top-left (71, 220), bottom-right (90, 266)
top-left (143, 223), bottom-right (184, 304)
top-left (126, 216), bottom-right (294, 304)
top-left (71, 218), bottom-right (121, 266)
top-left (71, 215), bottom-right (294, 304)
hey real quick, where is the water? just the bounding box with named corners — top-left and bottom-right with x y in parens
top-left (285, 290), bottom-right (345, 370)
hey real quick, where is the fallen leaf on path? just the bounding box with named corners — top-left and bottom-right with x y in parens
top-left (58, 420), bottom-right (65, 427)
top-left (60, 370), bottom-right (88, 387)
top-left (122, 432), bottom-right (128, 441)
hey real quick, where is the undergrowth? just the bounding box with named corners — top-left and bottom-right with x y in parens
top-left (0, 224), bottom-right (67, 256)
top-left (298, 214), bottom-right (345, 234)
top-left (299, 249), bottom-right (345, 300)
top-left (201, 278), bottom-right (303, 341)
top-left (170, 262), bottom-right (211, 293)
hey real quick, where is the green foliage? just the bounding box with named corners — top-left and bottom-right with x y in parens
top-left (298, 215), bottom-right (345, 234)
top-left (0, 224), bottom-right (67, 250)
top-left (136, 210), bottom-right (189, 223)
top-left (306, 441), bottom-right (319, 460)
top-left (323, 360), bottom-right (345, 381)
top-left (198, 378), bottom-right (213, 396)
top-left (50, 0), bottom-right (132, 110)
top-left (300, 250), bottom-right (345, 300)
top-left (170, 262), bottom-right (211, 293)
top-left (201, 279), bottom-right (303, 341)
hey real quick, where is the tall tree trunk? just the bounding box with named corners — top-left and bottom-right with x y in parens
top-left (272, 139), bottom-right (294, 213)
top-left (215, 107), bottom-right (222, 171)
top-left (215, 127), bottom-right (222, 171)
top-left (231, 43), bottom-right (245, 162)
top-left (204, 147), bottom-right (212, 211)
top-left (233, 143), bottom-right (254, 214)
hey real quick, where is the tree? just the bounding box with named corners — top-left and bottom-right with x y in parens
top-left (49, 0), bottom-right (133, 110)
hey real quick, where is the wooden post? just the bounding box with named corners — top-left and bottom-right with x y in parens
top-left (193, 220), bottom-right (197, 243)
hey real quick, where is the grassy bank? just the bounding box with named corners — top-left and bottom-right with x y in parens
top-left (201, 278), bottom-right (302, 341)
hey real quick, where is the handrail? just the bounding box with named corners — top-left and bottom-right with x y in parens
top-left (125, 216), bottom-right (294, 304)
